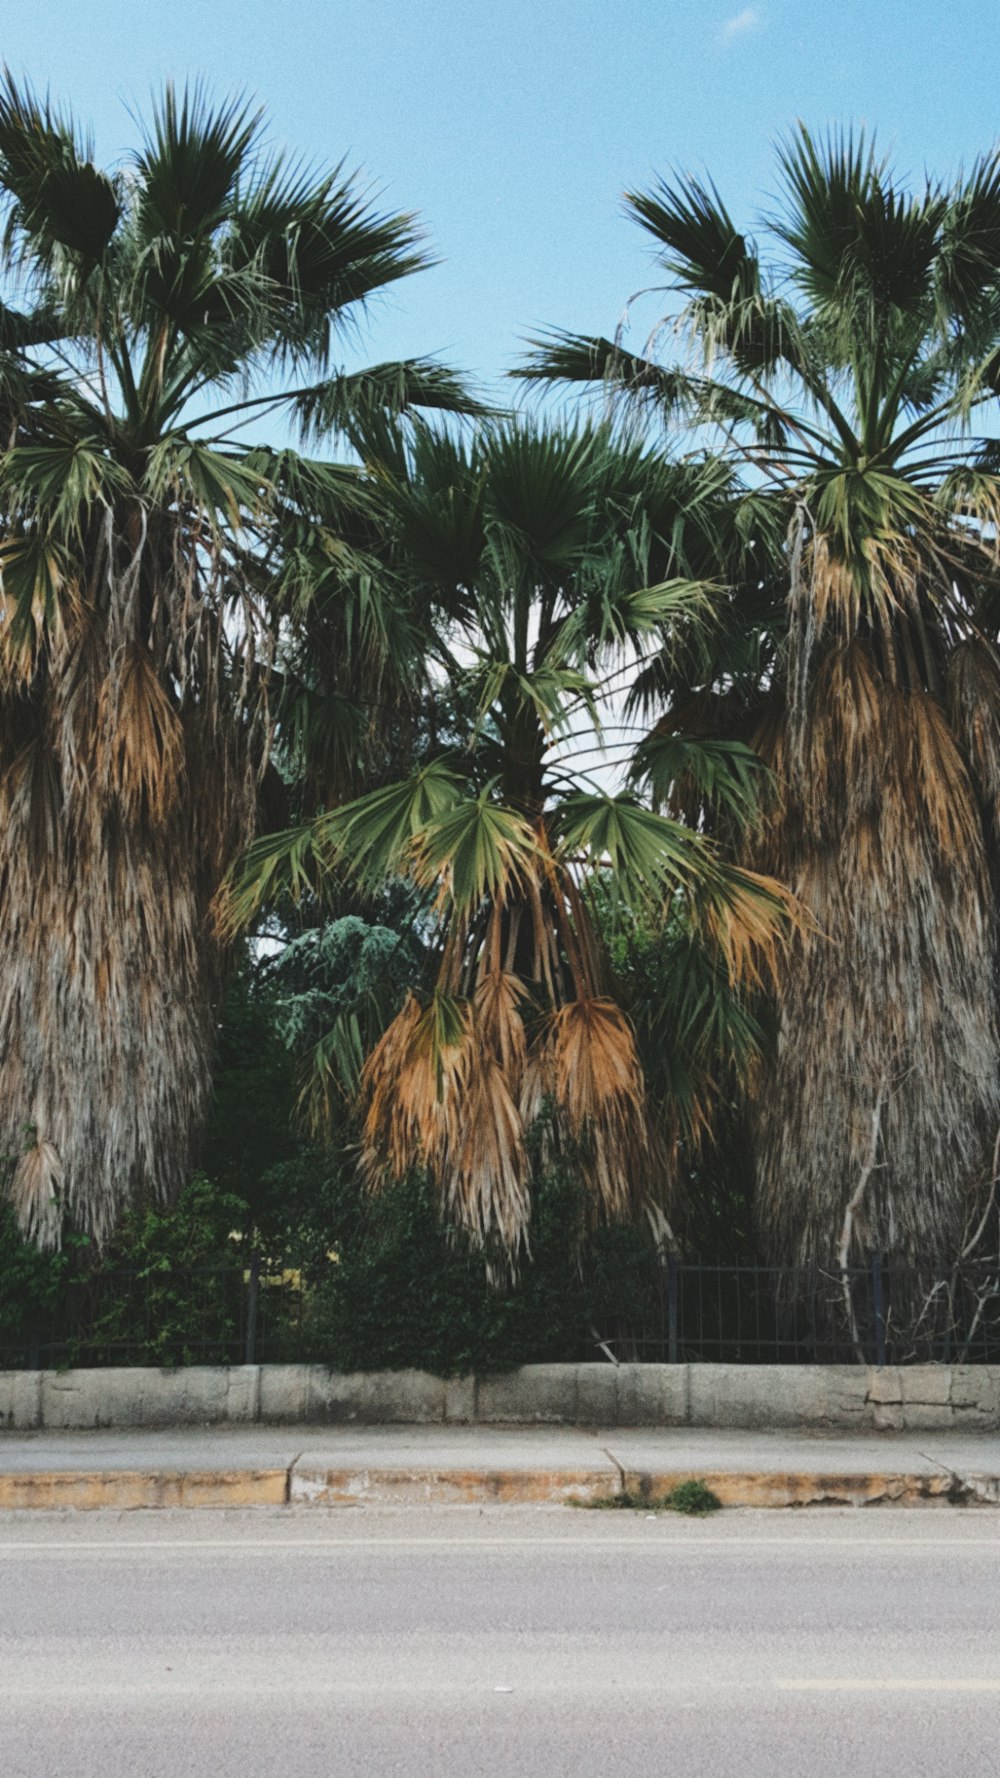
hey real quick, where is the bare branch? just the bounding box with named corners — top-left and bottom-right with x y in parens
top-left (838, 1081), bottom-right (887, 1363)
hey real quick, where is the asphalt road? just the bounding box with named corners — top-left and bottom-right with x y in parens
top-left (1, 1507), bottom-right (999, 1777)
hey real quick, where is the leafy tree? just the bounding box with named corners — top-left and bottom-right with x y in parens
top-left (263, 903), bottom-right (428, 1125)
top-left (198, 957), bottom-right (299, 1215)
top-left (0, 77), bottom-right (477, 1247)
top-left (227, 422), bottom-right (794, 1262)
top-left (524, 127), bottom-right (1000, 1274)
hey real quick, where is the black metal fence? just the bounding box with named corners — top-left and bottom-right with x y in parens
top-left (4, 1250), bottom-right (1000, 1370)
top-left (583, 1254), bottom-right (1000, 1367)
top-left (0, 1255), bottom-right (307, 1372)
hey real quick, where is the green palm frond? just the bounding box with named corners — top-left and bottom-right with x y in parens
top-left (0, 436), bottom-right (133, 532)
top-left (629, 732), bottom-right (770, 825)
top-left (314, 762), bottom-right (466, 894)
top-left (938, 148), bottom-right (1000, 321)
top-left (137, 82), bottom-right (262, 242)
top-left (292, 359), bottom-right (487, 441)
top-left (514, 330), bottom-right (771, 430)
top-left (143, 438), bottom-right (269, 529)
top-left (627, 171), bottom-right (759, 301)
top-left (0, 73), bottom-right (120, 265)
top-left (216, 821), bottom-right (320, 935)
top-left (414, 791), bottom-right (538, 914)
top-left (554, 791), bottom-right (709, 912)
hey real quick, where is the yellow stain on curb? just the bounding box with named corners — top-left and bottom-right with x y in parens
top-left (625, 1470), bottom-right (1000, 1509)
top-left (0, 1466), bottom-right (997, 1510)
top-left (0, 1470), bottom-right (289, 1511)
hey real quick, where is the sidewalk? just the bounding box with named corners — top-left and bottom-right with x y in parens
top-left (3, 1423), bottom-right (1000, 1509)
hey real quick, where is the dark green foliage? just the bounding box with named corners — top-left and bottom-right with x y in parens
top-left (0, 1176), bottom-right (250, 1367)
top-left (0, 1151), bottom-right (660, 1372)
top-left (200, 962), bottom-right (299, 1218)
top-left (288, 1155), bottom-right (657, 1376)
top-left (0, 1198), bottom-right (83, 1349)
top-left (667, 1479), bottom-right (722, 1515)
top-left (597, 896), bottom-right (764, 1256)
top-left (264, 904), bottom-right (427, 1107)
top-left (81, 1176), bottom-right (250, 1367)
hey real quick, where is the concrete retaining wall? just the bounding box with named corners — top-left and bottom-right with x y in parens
top-left (3, 1362), bottom-right (1000, 1432)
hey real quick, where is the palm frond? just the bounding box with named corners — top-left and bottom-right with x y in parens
top-left (629, 729), bottom-right (770, 827)
top-left (627, 171), bottom-right (759, 301)
top-left (292, 359), bottom-right (487, 441)
top-left (0, 71), bottom-right (120, 264)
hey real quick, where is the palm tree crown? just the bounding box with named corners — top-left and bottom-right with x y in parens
top-left (229, 421), bottom-right (794, 1260)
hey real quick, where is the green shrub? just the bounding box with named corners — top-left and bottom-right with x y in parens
top-left (666, 1479), bottom-right (722, 1516)
top-left (77, 1175), bottom-right (250, 1366)
top-left (1, 1133), bottom-right (663, 1372)
top-left (0, 1200), bottom-right (86, 1356)
top-left (297, 1166), bottom-right (576, 1375)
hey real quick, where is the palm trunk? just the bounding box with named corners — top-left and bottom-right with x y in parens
top-left (0, 585), bottom-right (256, 1248)
top-left (752, 641), bottom-right (1000, 1279)
top-left (0, 798), bottom-right (217, 1247)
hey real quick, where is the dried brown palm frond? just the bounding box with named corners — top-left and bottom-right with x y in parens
top-left (441, 1054), bottom-right (530, 1252)
top-left (530, 997), bottom-right (653, 1225)
top-left (360, 992), bottom-right (475, 1181)
top-left (361, 979), bottom-right (657, 1255)
top-left (472, 966), bottom-right (529, 1085)
top-left (96, 642), bottom-right (186, 827)
top-left (697, 866), bottom-right (800, 992)
top-left (360, 982), bottom-right (533, 1254)
top-left (948, 640), bottom-right (1000, 835)
top-left (751, 650), bottom-right (1000, 1275)
top-left (9, 1139), bottom-right (64, 1249)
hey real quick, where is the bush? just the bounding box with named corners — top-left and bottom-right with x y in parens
top-left (296, 1158), bottom-right (655, 1376)
top-left (0, 1177), bottom-right (251, 1368)
top-left (0, 1142), bottom-right (663, 1372)
top-left (79, 1175), bottom-right (251, 1366)
top-left (0, 1200), bottom-right (85, 1357)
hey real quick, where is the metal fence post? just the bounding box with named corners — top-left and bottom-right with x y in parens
top-left (244, 1249), bottom-right (261, 1366)
top-left (871, 1252), bottom-right (887, 1368)
top-left (667, 1253), bottom-right (679, 1365)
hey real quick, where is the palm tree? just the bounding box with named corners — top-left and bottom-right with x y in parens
top-left (523, 128), bottom-right (1000, 1279)
top-left (0, 76), bottom-right (478, 1247)
top-left (227, 422), bottom-right (794, 1262)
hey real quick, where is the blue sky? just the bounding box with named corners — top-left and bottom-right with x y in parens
top-left (4, 1), bottom-right (998, 401)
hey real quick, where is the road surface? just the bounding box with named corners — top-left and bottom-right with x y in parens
top-left (1, 1507), bottom-right (998, 1776)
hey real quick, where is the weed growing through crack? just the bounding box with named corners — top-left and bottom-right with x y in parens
top-left (569, 1479), bottom-right (722, 1516)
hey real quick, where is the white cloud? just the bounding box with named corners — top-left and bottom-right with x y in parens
top-left (719, 7), bottom-right (760, 42)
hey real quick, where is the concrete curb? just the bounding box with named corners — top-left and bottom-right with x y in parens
top-left (0, 1468), bottom-right (289, 1511)
top-left (288, 1465), bottom-right (617, 1506)
top-left (5, 1362), bottom-right (1000, 1432)
top-left (2, 1462), bottom-right (999, 1510)
top-left (621, 1470), bottom-right (1000, 1509)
